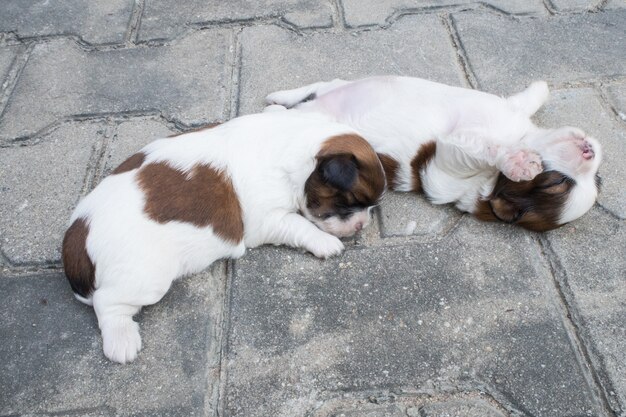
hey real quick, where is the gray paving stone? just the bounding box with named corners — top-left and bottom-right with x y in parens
top-left (419, 399), bottom-right (506, 417)
top-left (606, 83), bottom-right (626, 123)
top-left (7, 408), bottom-right (115, 417)
top-left (332, 404), bottom-right (406, 416)
top-left (306, 394), bottom-right (508, 416)
top-left (140, 0), bottom-right (333, 41)
top-left (0, 122), bottom-right (103, 265)
top-left (534, 87), bottom-right (626, 219)
top-left (341, 0), bottom-right (546, 27)
top-left (606, 0), bottom-right (626, 9)
top-left (0, 30), bottom-right (233, 141)
top-left (0, 263), bottom-right (226, 416)
top-left (238, 16), bottom-right (464, 115)
top-left (0, 0), bottom-right (134, 45)
top-left (378, 192), bottom-right (461, 238)
top-left (102, 118), bottom-right (178, 178)
top-left (545, 207), bottom-right (626, 415)
top-left (0, 46), bottom-right (18, 87)
top-left (225, 218), bottom-right (602, 417)
top-left (549, 0), bottom-right (596, 11)
top-left (453, 10), bottom-right (626, 94)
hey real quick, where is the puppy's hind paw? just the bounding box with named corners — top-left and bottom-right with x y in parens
top-left (500, 149), bottom-right (543, 182)
top-left (266, 89), bottom-right (307, 108)
top-left (101, 317), bottom-right (142, 364)
top-left (263, 104), bottom-right (287, 113)
top-left (306, 234), bottom-right (344, 259)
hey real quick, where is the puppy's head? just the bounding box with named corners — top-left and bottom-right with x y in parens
top-left (477, 127), bottom-right (602, 231)
top-left (303, 134), bottom-right (386, 237)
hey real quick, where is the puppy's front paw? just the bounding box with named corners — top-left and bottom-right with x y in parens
top-left (101, 317), bottom-right (142, 364)
top-left (306, 234), bottom-right (344, 259)
top-left (500, 149), bottom-right (543, 182)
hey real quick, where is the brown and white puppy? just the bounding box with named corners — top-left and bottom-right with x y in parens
top-left (266, 77), bottom-right (602, 231)
top-left (63, 110), bottom-right (385, 363)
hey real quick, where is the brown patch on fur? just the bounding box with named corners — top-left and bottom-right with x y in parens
top-left (168, 122), bottom-right (222, 138)
top-left (62, 218), bottom-right (95, 298)
top-left (410, 141), bottom-right (437, 193)
top-left (112, 152), bottom-right (146, 174)
top-left (474, 170), bottom-right (575, 232)
top-left (305, 134), bottom-right (385, 219)
top-left (137, 162), bottom-right (243, 243)
top-left (377, 153), bottom-right (399, 190)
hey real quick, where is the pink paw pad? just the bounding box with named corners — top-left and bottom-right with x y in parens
top-left (503, 150), bottom-right (543, 182)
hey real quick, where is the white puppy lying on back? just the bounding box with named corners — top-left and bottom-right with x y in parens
top-left (63, 110), bottom-right (385, 363)
top-left (267, 76), bottom-right (602, 231)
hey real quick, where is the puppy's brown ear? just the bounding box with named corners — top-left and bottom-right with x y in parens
top-left (319, 154), bottom-right (358, 191)
top-left (489, 197), bottom-right (523, 223)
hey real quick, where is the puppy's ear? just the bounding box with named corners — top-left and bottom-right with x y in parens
top-left (319, 154), bottom-right (358, 191)
top-left (489, 197), bottom-right (523, 224)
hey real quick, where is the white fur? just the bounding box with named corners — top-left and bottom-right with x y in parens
top-left (68, 110), bottom-right (376, 363)
top-left (267, 77), bottom-right (602, 225)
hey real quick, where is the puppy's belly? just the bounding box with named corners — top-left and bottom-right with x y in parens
top-left (160, 221), bottom-right (243, 276)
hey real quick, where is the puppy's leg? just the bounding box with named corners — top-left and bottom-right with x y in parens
top-left (507, 81), bottom-right (549, 117)
top-left (92, 268), bottom-right (174, 364)
top-left (495, 148), bottom-right (544, 182)
top-left (441, 132), bottom-right (543, 182)
top-left (266, 79), bottom-right (351, 108)
top-left (264, 212), bottom-right (344, 258)
top-left (95, 299), bottom-right (143, 364)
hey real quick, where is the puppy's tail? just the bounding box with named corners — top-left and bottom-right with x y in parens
top-left (507, 81), bottom-right (549, 117)
top-left (74, 293), bottom-right (93, 306)
top-left (62, 217), bottom-right (96, 305)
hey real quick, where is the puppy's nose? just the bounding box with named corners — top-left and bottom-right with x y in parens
top-left (354, 222), bottom-right (363, 231)
top-left (581, 141), bottom-right (595, 160)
